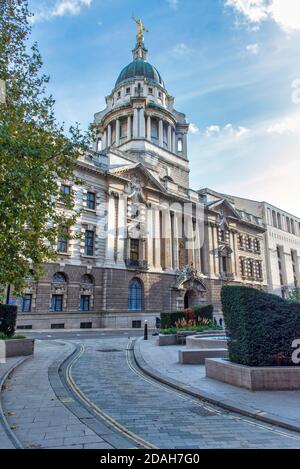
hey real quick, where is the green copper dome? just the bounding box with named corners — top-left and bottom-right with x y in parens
top-left (115, 59), bottom-right (165, 88)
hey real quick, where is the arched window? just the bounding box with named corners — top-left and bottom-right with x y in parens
top-left (53, 272), bottom-right (67, 283)
top-left (177, 138), bottom-right (183, 152)
top-left (128, 278), bottom-right (143, 311)
top-left (81, 274), bottom-right (94, 284)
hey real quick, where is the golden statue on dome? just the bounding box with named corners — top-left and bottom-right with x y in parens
top-left (132, 16), bottom-right (149, 43)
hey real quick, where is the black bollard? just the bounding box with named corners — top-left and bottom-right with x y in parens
top-left (144, 320), bottom-right (148, 341)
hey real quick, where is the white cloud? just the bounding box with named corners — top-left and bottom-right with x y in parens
top-left (189, 123), bottom-right (200, 135)
top-left (205, 123), bottom-right (250, 138)
top-left (246, 43), bottom-right (260, 54)
top-left (267, 113), bottom-right (300, 134)
top-left (226, 0), bottom-right (300, 31)
top-left (172, 43), bottom-right (190, 57)
top-left (31, 0), bottom-right (92, 23)
top-left (166, 0), bottom-right (179, 9)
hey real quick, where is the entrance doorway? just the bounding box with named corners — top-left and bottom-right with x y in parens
top-left (183, 290), bottom-right (198, 309)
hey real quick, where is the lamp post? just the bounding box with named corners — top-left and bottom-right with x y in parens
top-left (144, 320), bottom-right (148, 341)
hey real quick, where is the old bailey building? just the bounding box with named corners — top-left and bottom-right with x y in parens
top-left (16, 22), bottom-right (269, 330)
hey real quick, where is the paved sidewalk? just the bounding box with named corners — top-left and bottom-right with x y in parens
top-left (1, 341), bottom-right (112, 449)
top-left (0, 357), bottom-right (26, 449)
top-left (137, 337), bottom-right (300, 432)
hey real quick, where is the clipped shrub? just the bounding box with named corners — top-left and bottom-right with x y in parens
top-left (221, 285), bottom-right (300, 367)
top-left (194, 304), bottom-right (214, 322)
top-left (161, 311), bottom-right (185, 329)
top-left (0, 305), bottom-right (18, 337)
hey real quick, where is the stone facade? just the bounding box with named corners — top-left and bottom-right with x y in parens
top-left (16, 31), bottom-right (269, 330)
top-left (225, 196), bottom-right (300, 298)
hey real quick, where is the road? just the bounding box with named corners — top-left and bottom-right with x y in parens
top-left (3, 330), bottom-right (300, 449)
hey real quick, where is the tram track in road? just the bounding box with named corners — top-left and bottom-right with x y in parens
top-left (55, 337), bottom-right (300, 449)
top-left (126, 339), bottom-right (300, 444)
top-left (59, 342), bottom-right (157, 450)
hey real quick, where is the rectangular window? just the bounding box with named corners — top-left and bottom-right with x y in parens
top-left (17, 325), bottom-right (32, 330)
top-left (148, 87), bottom-right (153, 95)
top-left (22, 294), bottom-right (32, 312)
top-left (80, 322), bottom-right (92, 329)
top-left (132, 320), bottom-right (142, 329)
top-left (84, 230), bottom-right (94, 256)
top-left (60, 184), bottom-right (71, 197)
top-left (80, 295), bottom-right (90, 311)
top-left (87, 192), bottom-right (96, 210)
top-left (130, 239), bottom-right (139, 262)
top-left (51, 294), bottom-right (63, 312)
top-left (126, 87), bottom-right (131, 94)
top-left (51, 323), bottom-right (65, 329)
top-left (57, 228), bottom-right (68, 253)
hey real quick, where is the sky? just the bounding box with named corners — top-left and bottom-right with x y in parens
top-left (27, 0), bottom-right (300, 216)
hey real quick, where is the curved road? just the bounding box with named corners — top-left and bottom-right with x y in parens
top-left (67, 336), bottom-right (300, 449)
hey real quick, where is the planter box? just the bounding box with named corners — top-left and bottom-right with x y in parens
top-left (179, 348), bottom-right (228, 365)
top-left (158, 332), bottom-right (197, 346)
top-left (205, 358), bottom-right (300, 391)
top-left (1, 339), bottom-right (35, 359)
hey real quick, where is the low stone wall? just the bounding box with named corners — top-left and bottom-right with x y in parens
top-left (158, 332), bottom-right (196, 346)
top-left (3, 339), bottom-right (35, 358)
top-left (186, 335), bottom-right (228, 350)
top-left (179, 348), bottom-right (228, 365)
top-left (206, 358), bottom-right (300, 391)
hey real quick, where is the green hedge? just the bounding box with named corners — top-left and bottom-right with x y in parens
top-left (161, 311), bottom-right (185, 329)
top-left (0, 305), bottom-right (18, 337)
top-left (161, 304), bottom-right (214, 329)
top-left (221, 285), bottom-right (300, 366)
top-left (193, 304), bottom-right (214, 321)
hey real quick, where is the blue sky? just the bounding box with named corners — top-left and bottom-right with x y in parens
top-left (28, 0), bottom-right (300, 215)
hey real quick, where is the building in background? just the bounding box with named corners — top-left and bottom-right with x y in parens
top-left (15, 26), bottom-right (271, 330)
top-left (223, 196), bottom-right (300, 298)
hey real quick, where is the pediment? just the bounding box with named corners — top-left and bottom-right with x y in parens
top-left (208, 198), bottom-right (241, 221)
top-left (109, 163), bottom-right (166, 193)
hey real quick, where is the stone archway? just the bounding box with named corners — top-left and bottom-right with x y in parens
top-left (184, 290), bottom-right (200, 309)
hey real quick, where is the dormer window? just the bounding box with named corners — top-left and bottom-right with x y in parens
top-left (126, 87), bottom-right (131, 95)
top-left (117, 91), bottom-right (121, 99)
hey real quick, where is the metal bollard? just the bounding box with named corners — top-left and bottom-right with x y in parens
top-left (144, 320), bottom-right (148, 341)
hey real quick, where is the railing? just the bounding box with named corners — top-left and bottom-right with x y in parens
top-left (219, 272), bottom-right (235, 281)
top-left (125, 259), bottom-right (148, 270)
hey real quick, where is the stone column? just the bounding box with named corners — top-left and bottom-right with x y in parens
top-left (116, 194), bottom-right (126, 267)
top-left (147, 207), bottom-right (154, 269)
top-left (102, 130), bottom-right (107, 149)
top-left (106, 192), bottom-right (116, 265)
top-left (194, 218), bottom-right (201, 271)
top-left (173, 212), bottom-right (180, 270)
top-left (107, 124), bottom-right (112, 147)
top-left (127, 115), bottom-right (131, 141)
top-left (133, 108), bottom-right (139, 138)
top-left (162, 205), bottom-right (172, 270)
top-left (168, 125), bottom-right (172, 151)
top-left (159, 119), bottom-right (164, 147)
top-left (208, 223), bottom-right (215, 276)
top-left (139, 108), bottom-right (145, 139)
top-left (115, 119), bottom-right (120, 146)
top-left (147, 115), bottom-right (151, 142)
top-left (172, 130), bottom-right (176, 154)
top-left (212, 225), bottom-right (220, 275)
top-left (154, 207), bottom-right (161, 270)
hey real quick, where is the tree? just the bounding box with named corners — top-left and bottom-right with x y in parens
top-left (0, 1), bottom-right (92, 298)
top-left (288, 287), bottom-right (300, 304)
